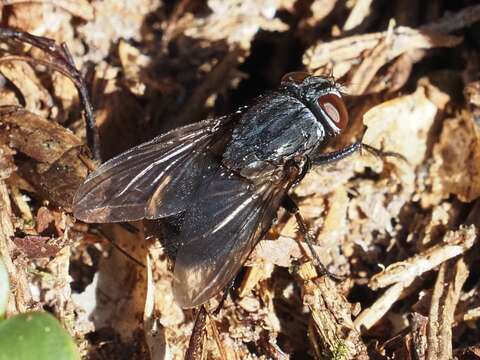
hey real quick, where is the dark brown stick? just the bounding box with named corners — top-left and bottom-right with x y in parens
top-left (0, 27), bottom-right (101, 161)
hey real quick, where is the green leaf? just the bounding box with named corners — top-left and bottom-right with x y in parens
top-left (0, 257), bottom-right (8, 318)
top-left (0, 312), bottom-right (80, 360)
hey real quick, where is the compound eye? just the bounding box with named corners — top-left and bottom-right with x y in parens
top-left (281, 71), bottom-right (310, 84)
top-left (317, 93), bottom-right (349, 130)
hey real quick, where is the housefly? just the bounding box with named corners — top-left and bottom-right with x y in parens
top-left (73, 72), bottom-right (391, 308)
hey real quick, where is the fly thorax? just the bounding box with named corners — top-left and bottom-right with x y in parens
top-left (223, 92), bottom-right (326, 175)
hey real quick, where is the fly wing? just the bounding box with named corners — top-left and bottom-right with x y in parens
top-left (73, 117), bottom-right (228, 223)
top-left (172, 171), bottom-right (289, 308)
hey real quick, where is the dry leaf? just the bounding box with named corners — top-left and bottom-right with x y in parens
top-left (0, 62), bottom-right (52, 115)
top-left (430, 111), bottom-right (480, 203)
top-left (363, 85), bottom-right (438, 167)
top-left (0, 106), bottom-right (90, 209)
top-left (169, 0), bottom-right (291, 49)
top-left (304, 25), bottom-right (462, 94)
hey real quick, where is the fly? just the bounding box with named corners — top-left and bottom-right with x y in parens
top-left (73, 72), bottom-right (401, 308)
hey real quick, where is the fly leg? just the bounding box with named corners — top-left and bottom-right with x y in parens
top-left (285, 142), bottom-right (405, 279)
top-left (281, 194), bottom-right (343, 281)
top-left (186, 303), bottom-right (229, 360)
top-left (213, 277), bottom-right (236, 315)
top-left (186, 277), bottom-right (235, 359)
top-left (310, 142), bottom-right (407, 165)
top-left (186, 306), bottom-right (208, 360)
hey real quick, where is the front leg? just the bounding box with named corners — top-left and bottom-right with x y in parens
top-left (311, 142), bottom-right (407, 166)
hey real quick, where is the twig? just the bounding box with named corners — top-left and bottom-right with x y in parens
top-left (297, 262), bottom-right (369, 360)
top-left (206, 313), bottom-right (227, 360)
top-left (354, 226), bottom-right (476, 331)
top-left (410, 313), bottom-right (428, 360)
top-left (426, 258), bottom-right (469, 360)
top-left (370, 226), bottom-right (475, 290)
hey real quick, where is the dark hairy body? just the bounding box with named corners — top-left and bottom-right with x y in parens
top-left (73, 72), bottom-right (386, 308)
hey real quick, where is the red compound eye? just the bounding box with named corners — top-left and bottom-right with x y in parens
top-left (280, 71), bottom-right (311, 84)
top-left (317, 93), bottom-right (348, 131)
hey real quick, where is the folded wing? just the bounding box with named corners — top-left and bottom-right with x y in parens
top-left (73, 117), bottom-right (228, 223)
top-left (172, 170), bottom-right (289, 308)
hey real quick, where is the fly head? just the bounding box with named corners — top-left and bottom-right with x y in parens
top-left (223, 73), bottom-right (349, 177)
top-left (281, 72), bottom-right (349, 137)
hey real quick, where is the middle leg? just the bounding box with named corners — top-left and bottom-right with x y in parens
top-left (281, 194), bottom-right (343, 281)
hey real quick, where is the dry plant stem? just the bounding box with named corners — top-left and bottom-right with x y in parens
top-left (370, 226), bottom-right (475, 290)
top-left (423, 4), bottom-right (480, 33)
top-left (0, 181), bottom-right (32, 313)
top-left (206, 313), bottom-right (227, 360)
top-left (9, 184), bottom-right (33, 222)
top-left (0, 27), bottom-right (101, 161)
top-left (354, 281), bottom-right (406, 332)
top-left (237, 264), bottom-right (265, 298)
top-left (186, 306), bottom-right (208, 360)
top-left (162, 0), bottom-right (194, 44)
top-left (343, 0), bottom-right (374, 32)
top-left (298, 264), bottom-right (368, 360)
top-left (258, 330), bottom-right (289, 360)
top-left (457, 306), bottom-right (480, 323)
top-left (307, 320), bottom-right (323, 359)
top-left (426, 258), bottom-right (470, 360)
top-left (354, 226), bottom-right (476, 331)
top-left (410, 313), bottom-right (428, 360)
